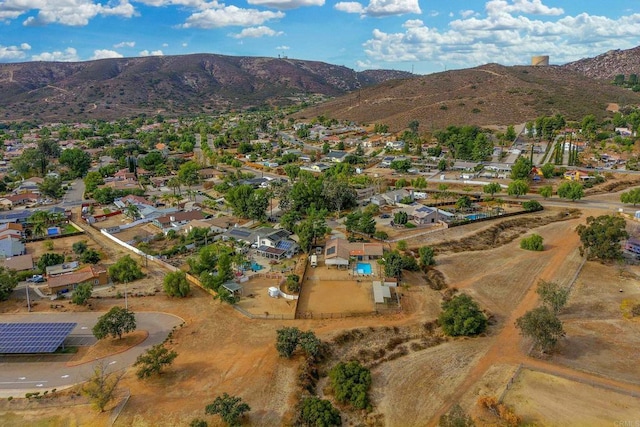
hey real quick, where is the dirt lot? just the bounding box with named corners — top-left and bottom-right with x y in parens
top-left (503, 368), bottom-right (640, 426)
top-left (554, 261), bottom-right (640, 384)
top-left (26, 234), bottom-right (106, 263)
top-left (235, 273), bottom-right (297, 317)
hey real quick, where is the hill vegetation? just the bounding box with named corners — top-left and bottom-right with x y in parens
top-left (0, 54), bottom-right (412, 122)
top-left (297, 63), bottom-right (640, 131)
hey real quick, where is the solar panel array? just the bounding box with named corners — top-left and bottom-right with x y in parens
top-left (276, 240), bottom-right (293, 250)
top-left (0, 322), bottom-right (77, 354)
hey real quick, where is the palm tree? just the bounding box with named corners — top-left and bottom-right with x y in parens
top-left (124, 204), bottom-right (140, 220)
top-left (167, 177), bottom-right (181, 196)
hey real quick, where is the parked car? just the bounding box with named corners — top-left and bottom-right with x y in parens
top-left (27, 275), bottom-right (45, 283)
top-left (379, 214), bottom-right (391, 219)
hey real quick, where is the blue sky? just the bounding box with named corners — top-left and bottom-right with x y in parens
top-left (0, 0), bottom-right (639, 74)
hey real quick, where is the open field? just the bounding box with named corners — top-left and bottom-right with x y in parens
top-left (503, 368), bottom-right (640, 426)
top-left (26, 234), bottom-right (105, 262)
top-left (235, 274), bottom-right (297, 317)
top-left (554, 260), bottom-right (640, 384)
top-left (296, 278), bottom-right (374, 316)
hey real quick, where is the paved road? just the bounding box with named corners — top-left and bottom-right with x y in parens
top-left (0, 311), bottom-right (183, 397)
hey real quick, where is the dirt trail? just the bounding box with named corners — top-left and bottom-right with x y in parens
top-left (428, 217), bottom-right (586, 424)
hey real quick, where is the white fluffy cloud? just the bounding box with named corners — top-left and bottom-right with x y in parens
top-left (114, 41), bottom-right (136, 48)
top-left (5, 0), bottom-right (136, 27)
top-left (247, 0), bottom-right (324, 10)
top-left (486, 0), bottom-right (563, 17)
top-left (0, 43), bottom-right (31, 61)
top-left (91, 49), bottom-right (124, 60)
top-left (31, 47), bottom-right (80, 62)
top-left (182, 5), bottom-right (284, 29)
top-left (276, 45), bottom-right (290, 50)
top-left (139, 49), bottom-right (164, 56)
top-left (363, 0), bottom-right (640, 72)
top-left (335, 0), bottom-right (420, 17)
top-left (230, 26), bottom-right (283, 39)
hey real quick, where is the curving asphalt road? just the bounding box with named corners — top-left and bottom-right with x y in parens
top-left (0, 311), bottom-right (183, 397)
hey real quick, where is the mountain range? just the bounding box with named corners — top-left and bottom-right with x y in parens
top-left (1, 47), bottom-right (640, 128)
top-left (0, 54), bottom-right (412, 122)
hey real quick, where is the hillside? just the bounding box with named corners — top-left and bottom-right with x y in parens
top-left (562, 45), bottom-right (640, 80)
top-left (0, 54), bottom-right (413, 122)
top-left (296, 63), bottom-right (640, 132)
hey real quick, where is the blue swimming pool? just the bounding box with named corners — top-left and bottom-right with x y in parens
top-left (356, 262), bottom-right (372, 275)
top-left (465, 213), bottom-right (487, 221)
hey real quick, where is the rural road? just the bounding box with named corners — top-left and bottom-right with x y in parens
top-left (0, 311), bottom-right (183, 397)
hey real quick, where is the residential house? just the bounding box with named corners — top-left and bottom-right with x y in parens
top-left (394, 204), bottom-right (441, 225)
top-left (0, 235), bottom-right (25, 257)
top-left (152, 210), bottom-right (205, 234)
top-left (325, 151), bottom-right (349, 163)
top-left (46, 261), bottom-right (80, 277)
top-left (370, 189), bottom-right (411, 207)
top-left (113, 168), bottom-right (137, 181)
top-left (385, 140), bottom-right (405, 151)
top-left (563, 170), bottom-right (592, 181)
top-left (2, 193), bottom-right (40, 207)
top-left (114, 194), bottom-right (155, 210)
top-left (15, 177), bottom-right (43, 194)
top-left (1, 254), bottom-right (34, 272)
top-left (324, 237), bottom-right (383, 268)
top-left (46, 265), bottom-right (109, 295)
top-left (222, 226), bottom-right (298, 259)
top-left (0, 223), bottom-right (24, 239)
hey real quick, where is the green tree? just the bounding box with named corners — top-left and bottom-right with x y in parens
top-left (72, 241), bottom-right (88, 255)
top-left (177, 161), bottom-right (200, 189)
top-left (329, 361), bottom-right (371, 410)
top-left (59, 148), bottom-right (92, 178)
top-left (383, 251), bottom-right (404, 280)
top-left (0, 267), bottom-right (18, 301)
top-left (295, 209), bottom-right (329, 253)
top-left (620, 188), bottom-right (640, 206)
top-left (72, 282), bottom-right (93, 305)
top-left (541, 163), bottom-right (555, 179)
top-left (189, 419), bottom-right (208, 427)
top-left (37, 252), bottom-right (65, 272)
top-left (394, 211), bottom-right (408, 225)
top-left (396, 240), bottom-right (408, 251)
top-left (82, 361), bottom-right (123, 412)
top-left (93, 307), bottom-right (137, 340)
top-left (276, 326), bottom-right (301, 358)
top-left (505, 125), bottom-right (516, 141)
top-left (38, 176), bottom-right (65, 199)
top-left (439, 294), bottom-right (487, 336)
top-left (520, 234), bottom-right (544, 251)
top-left (557, 181), bottom-right (584, 201)
top-left (510, 157), bottom-right (532, 180)
top-left (108, 255), bottom-right (144, 283)
top-left (163, 270), bottom-right (191, 297)
top-left (539, 185), bottom-right (553, 199)
top-left (205, 393), bottom-right (251, 427)
top-left (516, 306), bottom-right (564, 353)
top-left (507, 179), bottom-right (529, 198)
top-left (483, 182), bottom-right (501, 197)
top-left (390, 159), bottom-right (412, 172)
top-left (439, 404), bottom-right (475, 427)
top-left (133, 343), bottom-right (178, 379)
top-left (80, 249), bottom-right (101, 264)
top-left (84, 172), bottom-right (104, 194)
top-left (456, 196), bottom-right (472, 210)
top-left (419, 246), bottom-right (436, 269)
top-left (536, 280), bottom-right (569, 314)
top-left (575, 215), bottom-right (628, 261)
top-left (298, 397), bottom-right (341, 427)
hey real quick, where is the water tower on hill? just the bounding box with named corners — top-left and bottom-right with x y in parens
top-left (531, 55), bottom-right (550, 66)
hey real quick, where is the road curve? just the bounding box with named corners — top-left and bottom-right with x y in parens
top-left (0, 311), bottom-right (183, 397)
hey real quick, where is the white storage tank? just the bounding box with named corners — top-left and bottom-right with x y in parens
top-left (268, 287), bottom-right (280, 298)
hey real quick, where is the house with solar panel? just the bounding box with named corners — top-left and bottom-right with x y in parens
top-left (46, 265), bottom-right (109, 295)
top-left (223, 226), bottom-right (298, 259)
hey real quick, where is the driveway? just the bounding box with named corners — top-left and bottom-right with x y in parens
top-left (0, 311), bottom-right (183, 396)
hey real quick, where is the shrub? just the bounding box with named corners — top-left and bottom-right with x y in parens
top-left (520, 234), bottom-right (544, 251)
top-left (439, 294), bottom-right (487, 336)
top-left (286, 274), bottom-right (300, 293)
top-left (328, 361), bottom-right (371, 410)
top-left (522, 199), bottom-right (542, 211)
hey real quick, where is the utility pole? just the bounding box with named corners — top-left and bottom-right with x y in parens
top-left (124, 280), bottom-right (128, 310)
top-left (26, 284), bottom-right (31, 312)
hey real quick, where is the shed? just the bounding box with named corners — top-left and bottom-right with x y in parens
top-left (222, 282), bottom-right (243, 295)
top-left (372, 282), bottom-right (391, 304)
